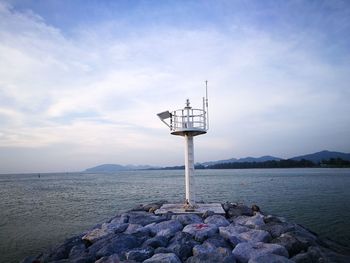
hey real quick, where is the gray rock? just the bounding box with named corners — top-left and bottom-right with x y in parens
top-left (202, 235), bottom-right (232, 250)
top-left (46, 235), bottom-right (84, 261)
top-left (167, 232), bottom-right (199, 261)
top-left (202, 210), bottom-right (215, 219)
top-left (204, 215), bottom-right (230, 227)
top-left (271, 233), bottom-right (308, 256)
top-left (227, 205), bottom-right (253, 217)
top-left (154, 247), bottom-right (174, 254)
top-left (69, 244), bottom-right (87, 258)
top-left (292, 246), bottom-right (350, 263)
top-left (150, 220), bottom-right (184, 238)
top-left (173, 214), bottom-right (203, 225)
top-left (124, 224), bottom-right (143, 234)
top-left (234, 213), bottom-right (265, 228)
top-left (263, 215), bottom-right (283, 224)
top-left (219, 225), bottom-right (271, 246)
top-left (183, 223), bottom-right (218, 242)
top-left (95, 253), bottom-right (120, 263)
top-left (127, 211), bottom-right (167, 226)
top-left (125, 247), bottom-right (154, 261)
top-left (232, 242), bottom-right (289, 263)
top-left (82, 223), bottom-right (128, 243)
top-left (251, 204), bottom-right (260, 213)
top-left (260, 222), bottom-right (295, 238)
top-left (187, 247), bottom-right (236, 263)
top-left (143, 253), bottom-right (181, 263)
top-left (248, 253), bottom-right (293, 263)
top-left (88, 234), bottom-right (140, 259)
top-left (143, 236), bottom-right (169, 248)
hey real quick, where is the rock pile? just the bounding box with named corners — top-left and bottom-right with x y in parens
top-left (22, 201), bottom-right (350, 263)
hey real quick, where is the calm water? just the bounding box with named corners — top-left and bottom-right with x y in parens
top-left (0, 168), bottom-right (349, 263)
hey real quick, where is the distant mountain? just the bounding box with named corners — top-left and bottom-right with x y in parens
top-left (84, 164), bottom-right (156, 173)
top-left (202, 155), bottom-right (281, 167)
top-left (291, 150), bottom-right (350, 163)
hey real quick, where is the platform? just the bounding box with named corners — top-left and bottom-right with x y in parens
top-left (154, 203), bottom-right (225, 215)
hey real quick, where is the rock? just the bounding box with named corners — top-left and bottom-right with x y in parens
top-left (143, 236), bottom-right (169, 248)
top-left (202, 210), bottom-right (215, 219)
top-left (127, 211), bottom-right (167, 226)
top-left (219, 225), bottom-right (271, 246)
top-left (248, 253), bottom-right (294, 263)
top-left (46, 235), bottom-right (84, 261)
top-left (186, 252), bottom-right (236, 263)
top-left (227, 205), bottom-right (253, 217)
top-left (290, 252), bottom-right (313, 263)
top-left (296, 245), bottom-right (350, 263)
top-left (173, 214), bottom-right (203, 225)
top-left (154, 247), bottom-right (174, 254)
top-left (204, 215), bottom-right (230, 227)
top-left (150, 220), bottom-right (184, 238)
top-left (88, 234), bottom-right (140, 259)
top-left (263, 215), bottom-right (283, 224)
top-left (143, 253), bottom-right (181, 263)
top-left (125, 247), bottom-right (154, 261)
top-left (233, 213), bottom-right (265, 228)
top-left (232, 242), bottom-right (289, 263)
top-left (251, 204), bottom-right (260, 213)
top-left (82, 223), bottom-right (128, 244)
top-left (124, 224), bottom-right (143, 235)
top-left (271, 233), bottom-right (308, 256)
top-left (260, 222), bottom-right (295, 238)
top-left (69, 244), bottom-right (87, 258)
top-left (95, 254), bottom-right (120, 263)
top-left (183, 223), bottom-right (218, 242)
top-left (202, 235), bottom-right (232, 250)
top-left (222, 202), bottom-right (232, 212)
top-left (167, 232), bottom-right (199, 261)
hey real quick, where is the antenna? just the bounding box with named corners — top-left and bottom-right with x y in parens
top-left (205, 80), bottom-right (209, 130)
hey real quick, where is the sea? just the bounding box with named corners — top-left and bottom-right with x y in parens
top-left (0, 168), bottom-right (349, 263)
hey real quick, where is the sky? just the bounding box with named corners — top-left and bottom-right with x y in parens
top-left (0, 0), bottom-right (349, 173)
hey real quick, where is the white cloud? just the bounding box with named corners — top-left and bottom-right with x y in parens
top-left (0, 2), bottom-right (349, 173)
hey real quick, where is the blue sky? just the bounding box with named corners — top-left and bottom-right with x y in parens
top-left (0, 0), bottom-right (349, 173)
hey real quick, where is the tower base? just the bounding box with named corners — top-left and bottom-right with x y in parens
top-left (154, 203), bottom-right (225, 215)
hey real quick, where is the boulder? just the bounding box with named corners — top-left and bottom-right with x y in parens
top-left (150, 220), bottom-right (184, 239)
top-left (186, 253), bottom-right (236, 263)
top-left (259, 222), bottom-right (295, 238)
top-left (88, 234), bottom-right (140, 259)
top-left (204, 215), bottom-right (230, 227)
top-left (263, 215), bottom-right (283, 224)
top-left (143, 253), bottom-right (181, 263)
top-left (68, 244), bottom-right (87, 259)
top-left (125, 247), bottom-right (154, 261)
top-left (95, 254), bottom-right (120, 263)
top-left (202, 210), bottom-right (215, 219)
top-left (183, 223), bottom-right (218, 242)
top-left (251, 204), bottom-right (260, 213)
top-left (271, 233), bottom-right (308, 256)
top-left (233, 213), bottom-right (265, 228)
top-left (202, 235), bottom-right (232, 250)
top-left (219, 225), bottom-right (271, 246)
top-left (82, 223), bottom-right (128, 244)
top-left (155, 247), bottom-right (174, 254)
top-left (167, 232), bottom-right (199, 261)
top-left (143, 236), bottom-right (169, 248)
top-left (232, 242), bottom-right (289, 263)
top-left (126, 211), bottom-right (167, 226)
top-left (248, 253), bottom-right (294, 263)
top-left (45, 235), bottom-right (84, 261)
top-left (227, 205), bottom-right (253, 217)
top-left (173, 214), bottom-right (203, 225)
top-left (124, 224), bottom-right (143, 235)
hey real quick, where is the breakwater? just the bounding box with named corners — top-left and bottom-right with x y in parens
top-left (22, 201), bottom-right (349, 263)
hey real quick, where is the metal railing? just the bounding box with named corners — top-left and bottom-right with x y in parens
top-left (170, 108), bottom-right (207, 132)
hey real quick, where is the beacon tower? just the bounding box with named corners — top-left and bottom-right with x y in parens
top-left (157, 81), bottom-right (209, 210)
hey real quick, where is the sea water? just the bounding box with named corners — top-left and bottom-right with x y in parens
top-left (0, 168), bottom-right (349, 262)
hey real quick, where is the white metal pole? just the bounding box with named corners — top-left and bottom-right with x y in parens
top-left (184, 134), bottom-right (195, 206)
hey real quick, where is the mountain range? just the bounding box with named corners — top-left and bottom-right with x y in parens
top-left (84, 150), bottom-right (350, 172)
